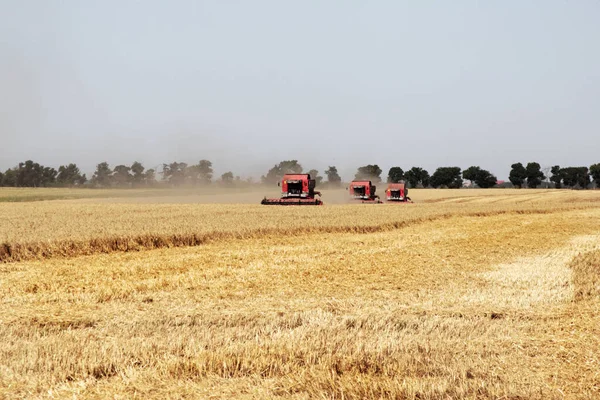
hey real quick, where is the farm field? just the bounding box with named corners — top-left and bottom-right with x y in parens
top-left (1, 189), bottom-right (599, 399)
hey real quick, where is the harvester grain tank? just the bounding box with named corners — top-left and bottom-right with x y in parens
top-left (386, 181), bottom-right (412, 203)
top-left (348, 180), bottom-right (382, 203)
top-left (261, 174), bottom-right (323, 205)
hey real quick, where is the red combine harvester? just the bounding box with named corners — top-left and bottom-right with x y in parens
top-left (348, 180), bottom-right (382, 203)
top-left (261, 174), bottom-right (323, 205)
top-left (386, 182), bottom-right (412, 203)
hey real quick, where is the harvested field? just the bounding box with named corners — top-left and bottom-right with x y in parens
top-left (0, 189), bottom-right (599, 399)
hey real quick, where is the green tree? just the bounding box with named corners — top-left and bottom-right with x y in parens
top-left (144, 169), bottom-right (156, 186)
top-left (57, 163), bottom-right (85, 187)
top-left (2, 169), bottom-right (17, 187)
top-left (560, 167), bottom-right (590, 189)
top-left (325, 166), bottom-right (342, 186)
top-left (14, 161), bottom-right (55, 187)
top-left (91, 162), bottom-right (113, 187)
top-left (262, 160), bottom-right (303, 184)
top-left (430, 167), bottom-right (463, 188)
top-left (355, 164), bottom-right (382, 183)
top-left (404, 167), bottom-right (430, 188)
top-left (162, 162), bottom-right (187, 186)
top-left (15, 160), bottom-right (42, 187)
top-left (130, 162), bottom-right (145, 186)
top-left (509, 163), bottom-right (527, 188)
top-left (387, 167), bottom-right (405, 183)
top-left (421, 170), bottom-right (431, 188)
top-left (112, 165), bottom-right (132, 187)
top-left (0, 171), bottom-right (3, 186)
top-left (41, 166), bottom-right (57, 187)
top-left (525, 162), bottom-right (545, 189)
top-left (577, 167), bottom-right (590, 189)
top-left (196, 160), bottom-right (213, 184)
top-left (590, 164), bottom-right (600, 188)
top-left (462, 166), bottom-right (497, 188)
top-left (550, 165), bottom-right (562, 189)
top-left (307, 169), bottom-right (324, 185)
top-left (221, 171), bottom-right (234, 184)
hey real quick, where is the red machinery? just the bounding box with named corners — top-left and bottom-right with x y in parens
top-left (348, 180), bottom-right (382, 203)
top-left (386, 182), bottom-right (412, 202)
top-left (261, 174), bottom-right (323, 205)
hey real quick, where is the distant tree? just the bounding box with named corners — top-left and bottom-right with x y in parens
top-left (577, 167), bottom-right (590, 189)
top-left (131, 161), bottom-right (145, 186)
top-left (550, 165), bottom-right (563, 189)
top-left (91, 162), bottom-right (113, 187)
top-left (525, 162), bottom-right (545, 189)
top-left (0, 171), bottom-right (3, 186)
top-left (560, 167), bottom-right (590, 189)
top-left (430, 167), bottom-right (463, 188)
top-left (2, 169), bottom-right (17, 187)
top-left (308, 169), bottom-right (324, 185)
top-left (421, 170), bottom-right (431, 188)
top-left (404, 167), bottom-right (430, 188)
top-left (509, 163), bottom-right (527, 188)
top-left (462, 166), bottom-right (497, 188)
top-left (12, 160), bottom-right (55, 187)
top-left (144, 169), bottom-right (156, 186)
top-left (355, 164), bottom-right (382, 183)
top-left (590, 164), bottom-right (600, 188)
top-left (162, 162), bottom-right (187, 186)
top-left (78, 174), bottom-right (87, 186)
top-left (262, 160), bottom-right (303, 184)
top-left (197, 160), bottom-right (213, 184)
top-left (221, 171), bottom-right (234, 184)
top-left (387, 167), bottom-right (405, 183)
top-left (113, 165), bottom-right (132, 187)
top-left (15, 160), bottom-right (41, 187)
top-left (42, 166), bottom-right (57, 187)
top-left (324, 166), bottom-right (342, 186)
top-left (57, 163), bottom-right (85, 187)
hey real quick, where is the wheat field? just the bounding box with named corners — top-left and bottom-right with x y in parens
top-left (1, 188), bottom-right (599, 399)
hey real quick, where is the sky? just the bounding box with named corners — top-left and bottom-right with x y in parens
top-left (1, 1), bottom-right (599, 180)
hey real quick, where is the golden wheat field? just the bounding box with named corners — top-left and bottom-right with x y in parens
top-left (1, 188), bottom-right (600, 399)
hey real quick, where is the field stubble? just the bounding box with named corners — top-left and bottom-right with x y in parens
top-left (0, 189), bottom-right (599, 398)
top-left (1, 189), bottom-right (600, 263)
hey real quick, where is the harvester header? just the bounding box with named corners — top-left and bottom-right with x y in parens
top-left (261, 174), bottom-right (323, 205)
top-left (386, 181), bottom-right (412, 202)
top-left (348, 180), bottom-right (382, 203)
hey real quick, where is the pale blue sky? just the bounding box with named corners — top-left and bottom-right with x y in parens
top-left (1, 1), bottom-right (599, 180)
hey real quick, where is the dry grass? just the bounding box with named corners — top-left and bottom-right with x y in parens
top-left (0, 186), bottom-right (265, 203)
top-left (2, 189), bottom-right (600, 263)
top-left (0, 190), bottom-right (599, 398)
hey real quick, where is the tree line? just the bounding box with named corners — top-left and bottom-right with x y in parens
top-left (262, 161), bottom-right (600, 189)
top-left (1, 159), bottom-right (600, 189)
top-left (0, 160), bottom-right (219, 188)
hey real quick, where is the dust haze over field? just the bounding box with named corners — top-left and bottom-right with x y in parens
top-left (2, 2), bottom-right (600, 179)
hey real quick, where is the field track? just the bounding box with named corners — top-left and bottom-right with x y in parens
top-left (1, 188), bottom-right (599, 399)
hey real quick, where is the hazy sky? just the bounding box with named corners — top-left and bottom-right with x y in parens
top-left (1, 1), bottom-right (599, 180)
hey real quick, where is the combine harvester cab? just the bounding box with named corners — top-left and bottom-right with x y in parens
top-left (386, 181), bottom-right (413, 203)
top-left (348, 180), bottom-right (383, 204)
top-left (261, 174), bottom-right (323, 205)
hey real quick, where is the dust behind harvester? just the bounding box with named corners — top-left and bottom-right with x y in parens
top-left (261, 174), bottom-right (323, 205)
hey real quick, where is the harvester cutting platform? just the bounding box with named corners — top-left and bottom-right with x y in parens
top-left (348, 180), bottom-right (383, 203)
top-left (386, 182), bottom-right (412, 203)
top-left (261, 174), bottom-right (323, 205)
